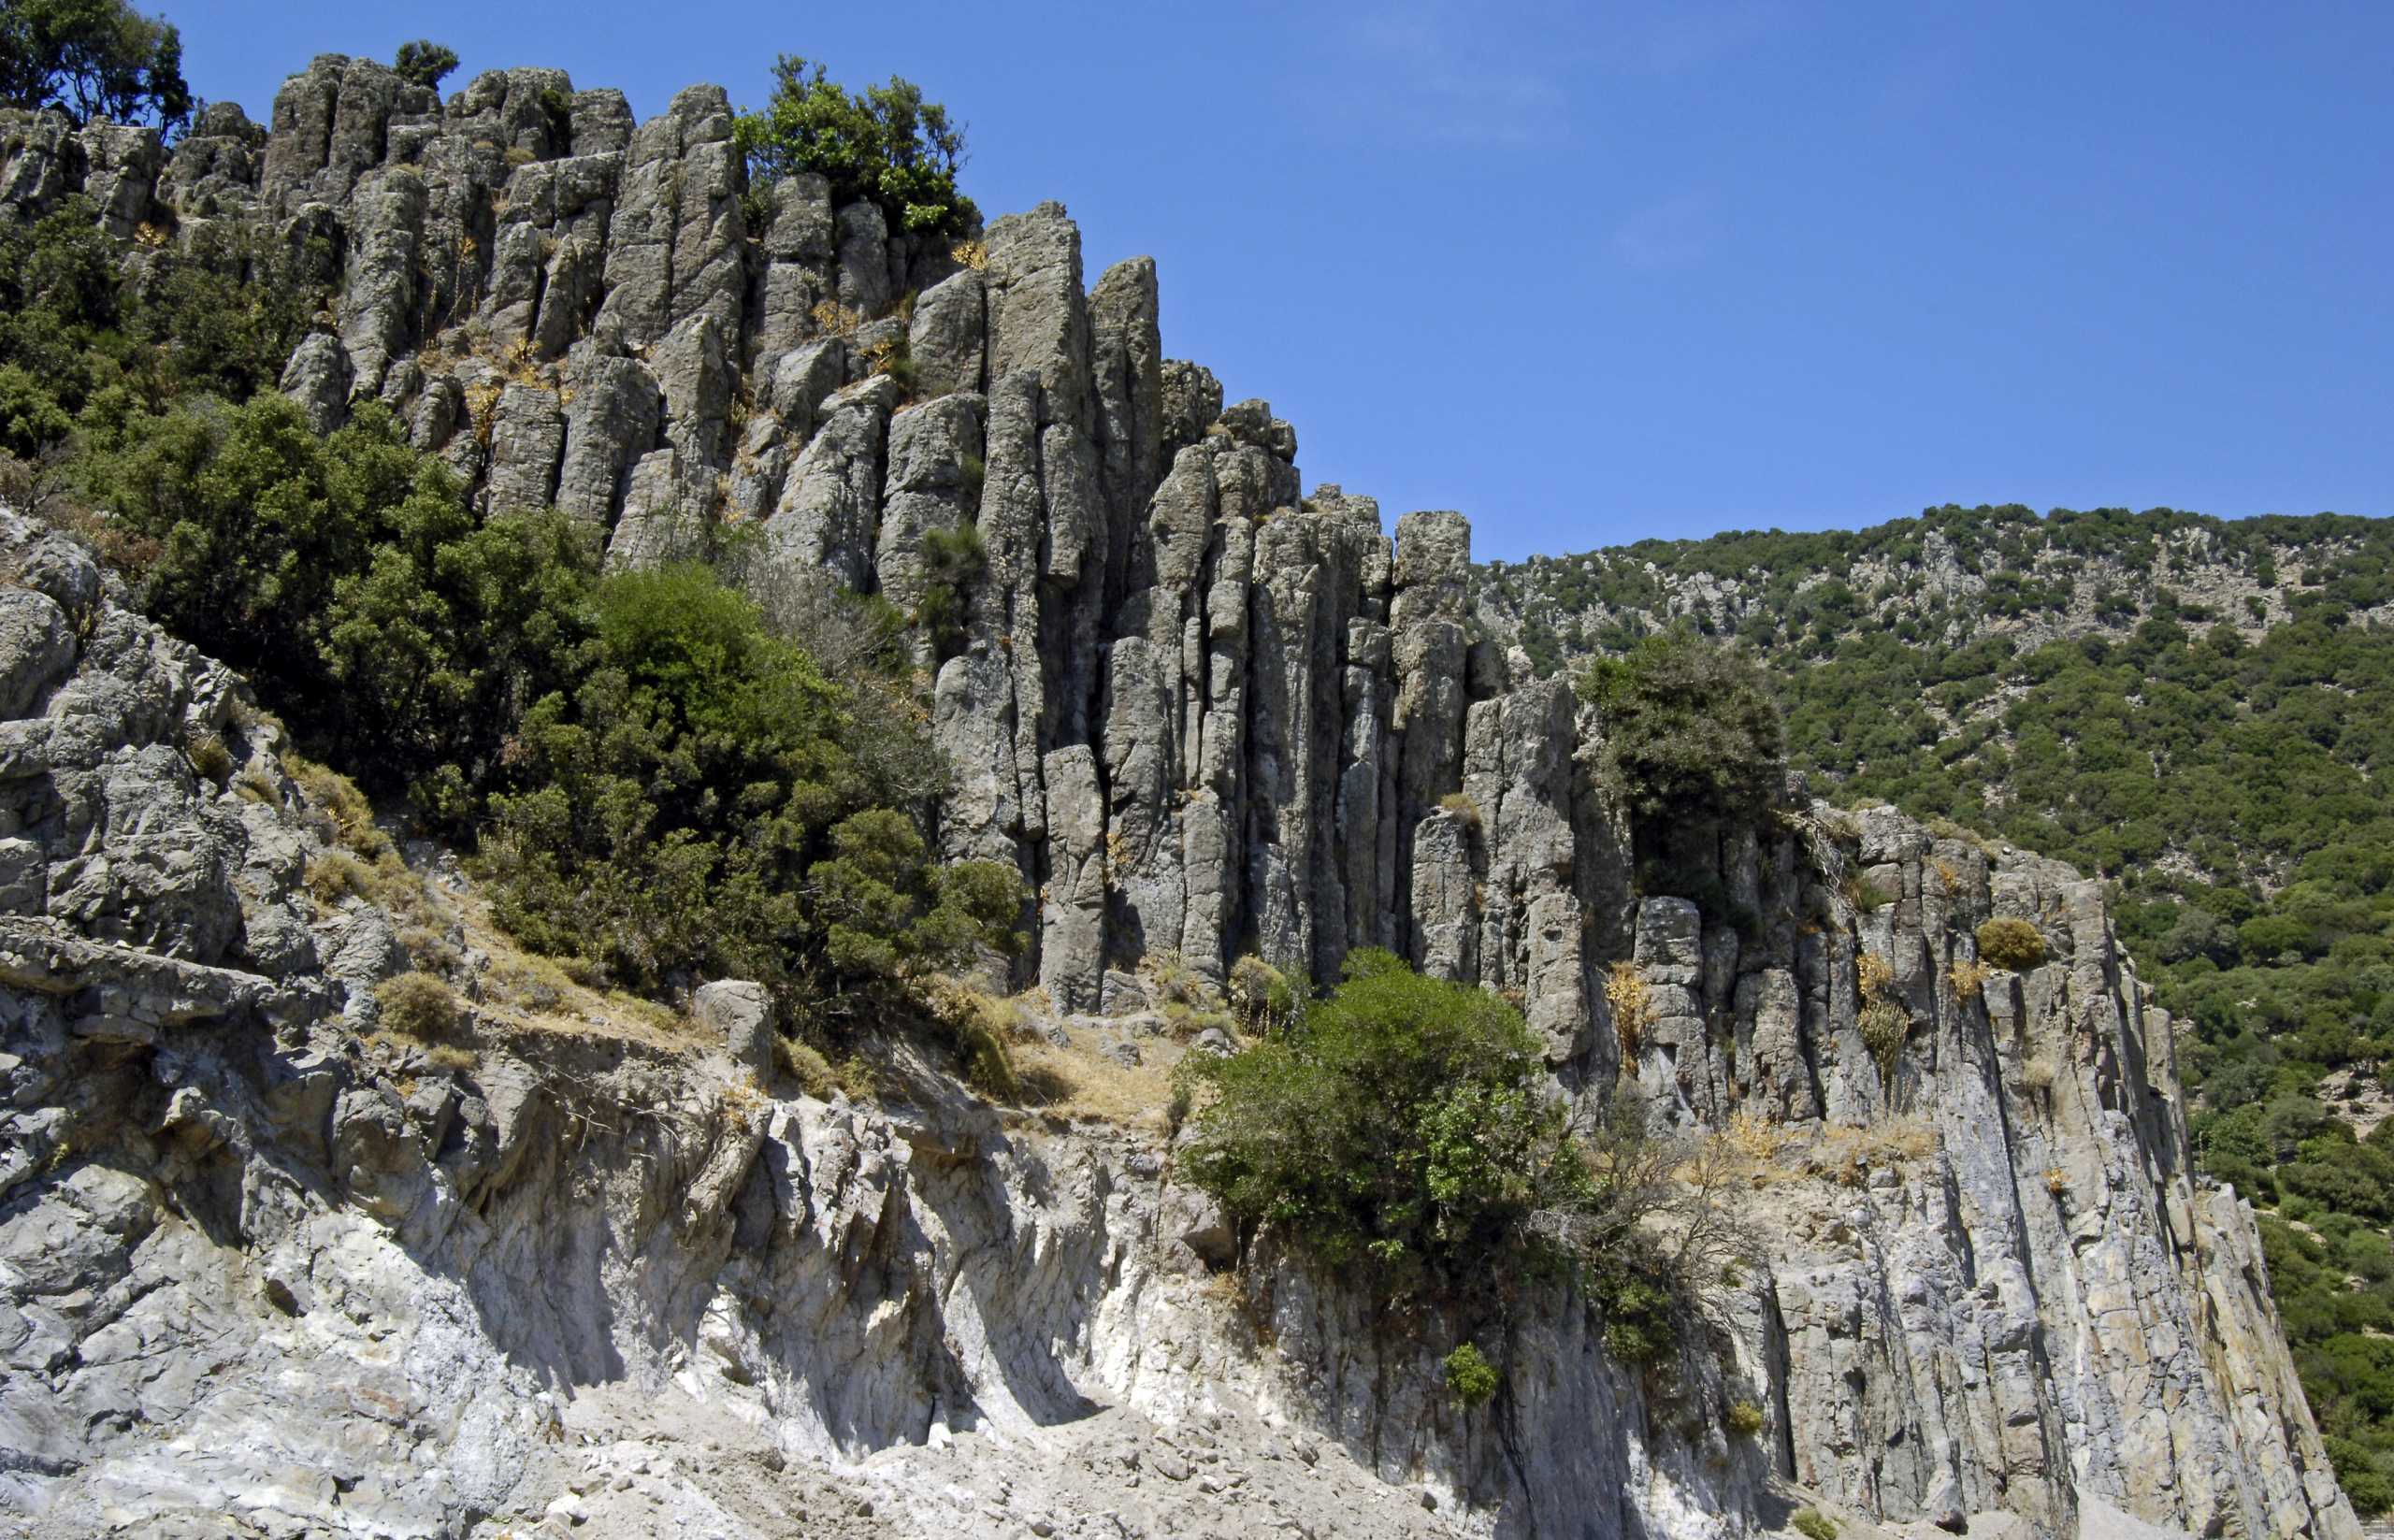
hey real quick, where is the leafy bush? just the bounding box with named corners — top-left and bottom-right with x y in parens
top-left (0, 197), bottom-right (328, 456)
top-left (916, 521), bottom-right (984, 658)
top-left (480, 565), bottom-right (1022, 1007)
top-left (0, 0), bottom-right (191, 131)
top-left (79, 395), bottom-right (597, 815)
top-left (1176, 949), bottom-right (1592, 1288)
top-left (1442, 1343), bottom-right (1499, 1408)
top-left (733, 54), bottom-right (977, 239)
top-left (392, 40), bottom-right (458, 91)
top-left (69, 388), bottom-right (1021, 1029)
top-left (1975, 917), bottom-right (2047, 971)
top-left (1179, 951), bottom-right (1751, 1349)
top-left (1725, 1399), bottom-right (1767, 1436)
top-left (1791, 1508), bottom-right (1839, 1540)
top-left (1578, 632), bottom-right (1783, 845)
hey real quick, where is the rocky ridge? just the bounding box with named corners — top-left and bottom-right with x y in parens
top-left (1473, 516), bottom-right (2394, 679)
top-left (0, 55), bottom-right (2364, 1540)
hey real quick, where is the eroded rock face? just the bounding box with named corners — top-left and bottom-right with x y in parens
top-left (0, 58), bottom-right (2363, 1540)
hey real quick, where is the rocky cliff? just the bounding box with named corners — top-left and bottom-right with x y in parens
top-left (0, 55), bottom-right (2361, 1540)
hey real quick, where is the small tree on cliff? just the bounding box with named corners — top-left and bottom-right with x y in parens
top-left (732, 54), bottom-right (977, 240)
top-left (392, 40), bottom-right (459, 93)
top-left (1578, 631), bottom-right (1786, 856)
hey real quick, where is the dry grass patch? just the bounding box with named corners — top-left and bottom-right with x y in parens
top-left (1606, 960), bottom-right (1653, 1059)
top-left (1803, 1116), bottom-right (1940, 1187)
top-left (1004, 1022), bottom-right (1185, 1131)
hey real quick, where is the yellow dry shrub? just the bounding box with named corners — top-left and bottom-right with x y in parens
top-left (809, 299), bottom-right (864, 339)
top-left (1856, 951), bottom-right (1894, 1004)
top-left (1949, 957), bottom-right (1992, 1000)
top-left (1606, 961), bottom-right (1654, 1058)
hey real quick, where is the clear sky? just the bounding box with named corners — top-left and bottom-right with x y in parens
top-left (155, 1), bottom-right (2390, 561)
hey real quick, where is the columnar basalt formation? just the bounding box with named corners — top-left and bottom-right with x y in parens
top-left (0, 57), bottom-right (2360, 1540)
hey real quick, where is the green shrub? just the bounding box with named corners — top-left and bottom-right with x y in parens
top-left (1975, 917), bottom-right (2047, 971)
top-left (392, 39), bottom-right (458, 91)
top-left (1443, 1343), bottom-right (1498, 1408)
top-left (480, 564), bottom-right (1023, 1007)
top-left (1725, 1400), bottom-right (1766, 1436)
top-left (374, 971), bottom-right (459, 1040)
top-left (2327, 1435), bottom-right (2394, 1514)
top-left (1577, 632), bottom-right (1784, 848)
top-left (916, 521), bottom-right (985, 658)
top-left (733, 54), bottom-right (977, 239)
top-left (1791, 1508), bottom-right (1839, 1540)
top-left (1178, 950), bottom-right (1751, 1324)
top-left (1175, 950), bottom-right (1591, 1288)
top-left (0, 0), bottom-right (192, 131)
top-left (78, 388), bottom-right (1020, 1027)
top-left (0, 199), bottom-right (327, 457)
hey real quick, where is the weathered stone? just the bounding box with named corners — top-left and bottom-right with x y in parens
top-left (693, 980), bottom-right (774, 1073)
top-left (279, 332), bottom-right (353, 434)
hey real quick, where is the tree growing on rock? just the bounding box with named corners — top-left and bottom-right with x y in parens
top-left (391, 39), bottom-right (459, 92)
top-left (0, 0), bottom-right (191, 132)
top-left (1177, 949), bottom-right (1752, 1356)
top-left (1578, 630), bottom-right (1785, 861)
top-left (733, 53), bottom-right (977, 239)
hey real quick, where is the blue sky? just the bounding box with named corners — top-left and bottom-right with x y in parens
top-left (158, 1), bottom-right (2391, 561)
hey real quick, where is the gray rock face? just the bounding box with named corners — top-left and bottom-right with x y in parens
top-left (693, 979), bottom-right (775, 1072)
top-left (279, 331), bottom-right (354, 433)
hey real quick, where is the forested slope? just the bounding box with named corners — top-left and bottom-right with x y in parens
top-left (1481, 505), bottom-right (2394, 1507)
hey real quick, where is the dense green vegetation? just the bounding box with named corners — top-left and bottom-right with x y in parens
top-left (0, 0), bottom-right (190, 131)
top-left (0, 194), bottom-right (327, 460)
top-left (1179, 950), bottom-right (1745, 1361)
top-left (8, 201), bottom-right (1017, 1025)
top-left (1507, 503), bottom-right (2394, 1508)
top-left (1577, 633), bottom-right (1785, 867)
top-left (733, 53), bottom-right (976, 240)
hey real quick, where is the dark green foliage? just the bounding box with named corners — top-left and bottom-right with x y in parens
top-left (1442, 1343), bottom-right (1498, 1408)
top-left (392, 40), bottom-right (458, 92)
top-left (915, 520), bottom-right (984, 657)
top-left (0, 197), bottom-right (328, 455)
top-left (733, 54), bottom-right (976, 239)
top-left (78, 394), bottom-right (593, 812)
top-left (1578, 632), bottom-right (1784, 846)
top-left (70, 392), bottom-right (1020, 1020)
top-left (0, 0), bottom-right (189, 131)
top-left (467, 564), bottom-right (1024, 1004)
top-left (1175, 949), bottom-right (1594, 1289)
top-left (1175, 951), bottom-right (1741, 1359)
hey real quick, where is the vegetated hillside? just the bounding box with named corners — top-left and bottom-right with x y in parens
top-left (1480, 503), bottom-right (2394, 1509)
